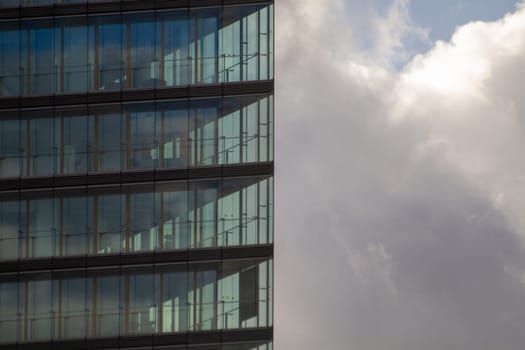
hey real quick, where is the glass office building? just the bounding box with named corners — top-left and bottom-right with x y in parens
top-left (0, 1), bottom-right (273, 349)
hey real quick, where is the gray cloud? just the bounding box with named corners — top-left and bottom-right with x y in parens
top-left (275, 1), bottom-right (525, 349)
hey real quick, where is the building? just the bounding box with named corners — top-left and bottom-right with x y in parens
top-left (0, 1), bottom-right (273, 349)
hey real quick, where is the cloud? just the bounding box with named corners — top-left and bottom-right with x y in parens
top-left (276, 1), bottom-right (525, 349)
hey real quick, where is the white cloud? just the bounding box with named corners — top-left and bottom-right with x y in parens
top-left (276, 1), bottom-right (525, 349)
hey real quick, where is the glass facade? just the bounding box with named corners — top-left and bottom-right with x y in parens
top-left (0, 95), bottom-right (273, 178)
top-left (0, 177), bottom-right (273, 260)
top-left (0, 5), bottom-right (273, 96)
top-left (0, 1), bottom-right (273, 349)
top-left (0, 258), bottom-right (273, 343)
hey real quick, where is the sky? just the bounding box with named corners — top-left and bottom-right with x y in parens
top-left (275, 1), bottom-right (525, 349)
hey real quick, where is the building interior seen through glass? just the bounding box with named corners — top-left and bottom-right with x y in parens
top-left (0, 95), bottom-right (273, 178)
top-left (0, 5), bottom-right (274, 96)
top-left (0, 258), bottom-right (273, 344)
top-left (0, 176), bottom-right (273, 260)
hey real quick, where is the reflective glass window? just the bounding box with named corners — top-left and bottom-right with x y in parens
top-left (0, 4), bottom-right (273, 97)
top-left (0, 283), bottom-right (19, 343)
top-left (129, 192), bottom-right (159, 252)
top-left (0, 21), bottom-right (21, 96)
top-left (96, 275), bottom-right (122, 337)
top-left (0, 259), bottom-right (272, 343)
top-left (96, 15), bottom-right (123, 91)
top-left (97, 194), bottom-right (124, 254)
top-left (58, 18), bottom-right (93, 93)
top-left (62, 195), bottom-right (93, 256)
top-left (98, 112), bottom-right (123, 172)
top-left (0, 117), bottom-right (22, 177)
top-left (28, 117), bottom-right (59, 176)
top-left (0, 201), bottom-right (20, 260)
top-left (27, 199), bottom-right (58, 258)
top-left (129, 13), bottom-right (160, 89)
top-left (61, 277), bottom-right (88, 339)
top-left (0, 176), bottom-right (272, 261)
top-left (26, 279), bottom-right (57, 342)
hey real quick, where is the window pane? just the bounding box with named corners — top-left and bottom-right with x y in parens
top-left (0, 283), bottom-right (19, 343)
top-left (128, 273), bottom-right (158, 334)
top-left (0, 22), bottom-right (21, 96)
top-left (129, 108), bottom-right (158, 170)
top-left (25, 21), bottom-right (56, 95)
top-left (0, 201), bottom-right (20, 260)
top-left (129, 192), bottom-right (159, 252)
top-left (62, 196), bottom-right (92, 256)
top-left (128, 14), bottom-right (159, 89)
top-left (28, 199), bottom-right (58, 258)
top-left (61, 278), bottom-right (87, 339)
top-left (29, 117), bottom-right (59, 176)
top-left (27, 279), bottom-right (57, 342)
top-left (161, 12), bottom-right (191, 87)
top-left (97, 194), bottom-right (123, 254)
top-left (98, 113), bottom-right (123, 172)
top-left (62, 115), bottom-right (92, 174)
top-left (0, 118), bottom-right (22, 177)
top-left (162, 189), bottom-right (190, 250)
top-left (97, 17), bottom-right (123, 91)
top-left (61, 21), bottom-right (91, 93)
top-left (96, 275), bottom-right (122, 337)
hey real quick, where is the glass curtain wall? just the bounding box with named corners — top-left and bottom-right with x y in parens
top-left (0, 259), bottom-right (273, 343)
top-left (0, 4), bottom-right (273, 96)
top-left (0, 177), bottom-right (273, 261)
top-left (0, 95), bottom-right (273, 178)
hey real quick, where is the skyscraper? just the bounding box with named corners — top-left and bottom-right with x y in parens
top-left (0, 1), bottom-right (273, 349)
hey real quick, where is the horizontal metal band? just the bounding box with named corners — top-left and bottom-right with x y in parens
top-left (0, 244), bottom-right (273, 276)
top-left (0, 80), bottom-right (274, 110)
top-left (0, 328), bottom-right (273, 350)
top-left (0, 162), bottom-right (273, 193)
top-left (0, 0), bottom-right (273, 20)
